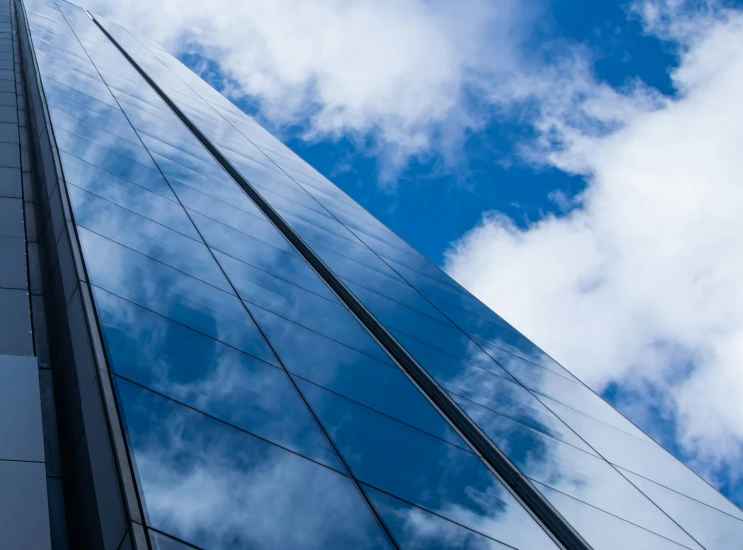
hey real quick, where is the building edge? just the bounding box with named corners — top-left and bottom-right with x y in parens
top-left (14, 0), bottom-right (149, 548)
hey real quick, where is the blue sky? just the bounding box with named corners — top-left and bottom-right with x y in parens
top-left (86, 0), bottom-right (743, 508)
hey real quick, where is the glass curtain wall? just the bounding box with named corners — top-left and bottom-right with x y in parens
top-left (97, 10), bottom-right (743, 550)
top-left (22, 0), bottom-right (563, 548)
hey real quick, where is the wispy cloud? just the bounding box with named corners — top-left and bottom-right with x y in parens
top-left (446, 0), bottom-right (743, 495)
top-left (79, 0), bottom-right (590, 180)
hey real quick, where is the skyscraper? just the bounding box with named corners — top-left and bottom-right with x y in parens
top-left (1, 0), bottom-right (741, 547)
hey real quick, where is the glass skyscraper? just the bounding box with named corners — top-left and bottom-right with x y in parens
top-left (2, 0), bottom-right (741, 548)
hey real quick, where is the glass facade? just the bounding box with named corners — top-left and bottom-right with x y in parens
top-left (8, 0), bottom-right (742, 548)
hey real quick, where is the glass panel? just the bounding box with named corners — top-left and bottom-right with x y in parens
top-left (95, 288), bottom-right (344, 471)
top-left (545, 398), bottom-right (743, 518)
top-left (621, 469), bottom-right (743, 550)
top-left (239, 281), bottom-right (389, 363)
top-left (115, 378), bottom-right (394, 550)
top-left (365, 485), bottom-right (513, 550)
top-left (64, 177), bottom-right (196, 242)
top-left (80, 228), bottom-right (276, 364)
top-left (460, 405), bottom-right (700, 549)
top-left (59, 149), bottom-right (177, 202)
top-left (296, 378), bottom-right (557, 549)
top-left (534, 482), bottom-right (695, 550)
top-left (69, 185), bottom-right (233, 294)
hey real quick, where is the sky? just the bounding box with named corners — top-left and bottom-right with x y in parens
top-left (81, 0), bottom-right (743, 507)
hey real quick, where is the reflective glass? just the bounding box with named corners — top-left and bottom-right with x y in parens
top-left (545, 398), bottom-right (743, 518)
top-left (95, 288), bottom-right (344, 471)
top-left (620, 470), bottom-right (743, 550)
top-left (59, 149), bottom-right (177, 201)
top-left (115, 379), bottom-right (394, 550)
top-left (366, 486), bottom-right (513, 550)
top-left (535, 482), bottom-right (696, 550)
top-left (79, 228), bottom-right (276, 364)
top-left (296, 378), bottom-right (557, 549)
top-left (69, 186), bottom-right (233, 294)
top-left (240, 281), bottom-right (389, 363)
top-left (461, 406), bottom-right (701, 549)
top-left (63, 167), bottom-right (198, 240)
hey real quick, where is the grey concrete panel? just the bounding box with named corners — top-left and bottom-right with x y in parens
top-left (0, 196), bottom-right (22, 236)
top-left (0, 90), bottom-right (14, 106)
top-left (0, 104), bottom-right (15, 122)
top-left (0, 140), bottom-right (19, 167)
top-left (0, 288), bottom-right (32, 355)
top-left (0, 461), bottom-right (51, 550)
top-left (0, 165), bottom-right (20, 197)
top-left (0, 235), bottom-right (26, 289)
top-left (0, 120), bottom-right (17, 143)
top-left (0, 354), bottom-right (43, 462)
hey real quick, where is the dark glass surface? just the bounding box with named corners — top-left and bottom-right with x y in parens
top-left (62, 159), bottom-right (198, 239)
top-left (79, 228), bottom-right (277, 365)
top-left (296, 378), bottom-right (557, 549)
top-left (366, 486), bottom-right (513, 550)
top-left (95, 288), bottom-right (345, 471)
top-left (621, 469), bottom-right (743, 550)
top-left (69, 185), bottom-right (234, 294)
top-left (459, 401), bottom-right (700, 548)
top-left (115, 379), bottom-right (394, 550)
top-left (534, 482), bottom-right (695, 550)
top-left (545, 398), bottom-right (743, 518)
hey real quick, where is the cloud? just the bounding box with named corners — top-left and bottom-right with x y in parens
top-left (77, 0), bottom-right (579, 179)
top-left (446, 0), bottom-right (743, 487)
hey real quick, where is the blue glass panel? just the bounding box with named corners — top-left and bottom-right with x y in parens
top-left (400, 344), bottom-right (602, 452)
top-left (188, 211), bottom-right (327, 295)
top-left (185, 205), bottom-right (287, 251)
top-left (254, 304), bottom-right (466, 448)
top-left (473, 333), bottom-right (576, 381)
top-left (59, 150), bottom-right (177, 201)
top-left (621, 469), bottom-right (743, 550)
top-left (240, 282), bottom-right (389, 363)
top-left (63, 171), bottom-right (197, 241)
top-left (52, 125), bottom-right (158, 169)
top-left (544, 398), bottom-right (742, 518)
top-left (115, 379), bottom-right (393, 550)
top-left (69, 186), bottom-right (233, 294)
top-left (534, 482), bottom-right (695, 550)
top-left (47, 103), bottom-right (141, 145)
top-left (471, 410), bottom-right (701, 548)
top-left (168, 178), bottom-right (265, 221)
top-left (250, 306), bottom-right (396, 376)
top-left (95, 288), bottom-right (344, 471)
top-left (452, 392), bottom-right (596, 456)
top-left (334, 263), bottom-right (452, 324)
top-left (292, 356), bottom-right (468, 451)
top-left (501, 356), bottom-right (654, 442)
top-left (365, 486), bottom-right (513, 550)
top-left (79, 228), bottom-right (276, 365)
top-left (296, 378), bottom-right (557, 549)
top-left (214, 248), bottom-right (339, 305)
top-left (390, 327), bottom-right (513, 380)
top-left (290, 214), bottom-right (406, 281)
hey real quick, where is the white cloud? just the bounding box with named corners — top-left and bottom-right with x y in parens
top-left (446, 0), bottom-right (743, 482)
top-left (77, 0), bottom-right (571, 179)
